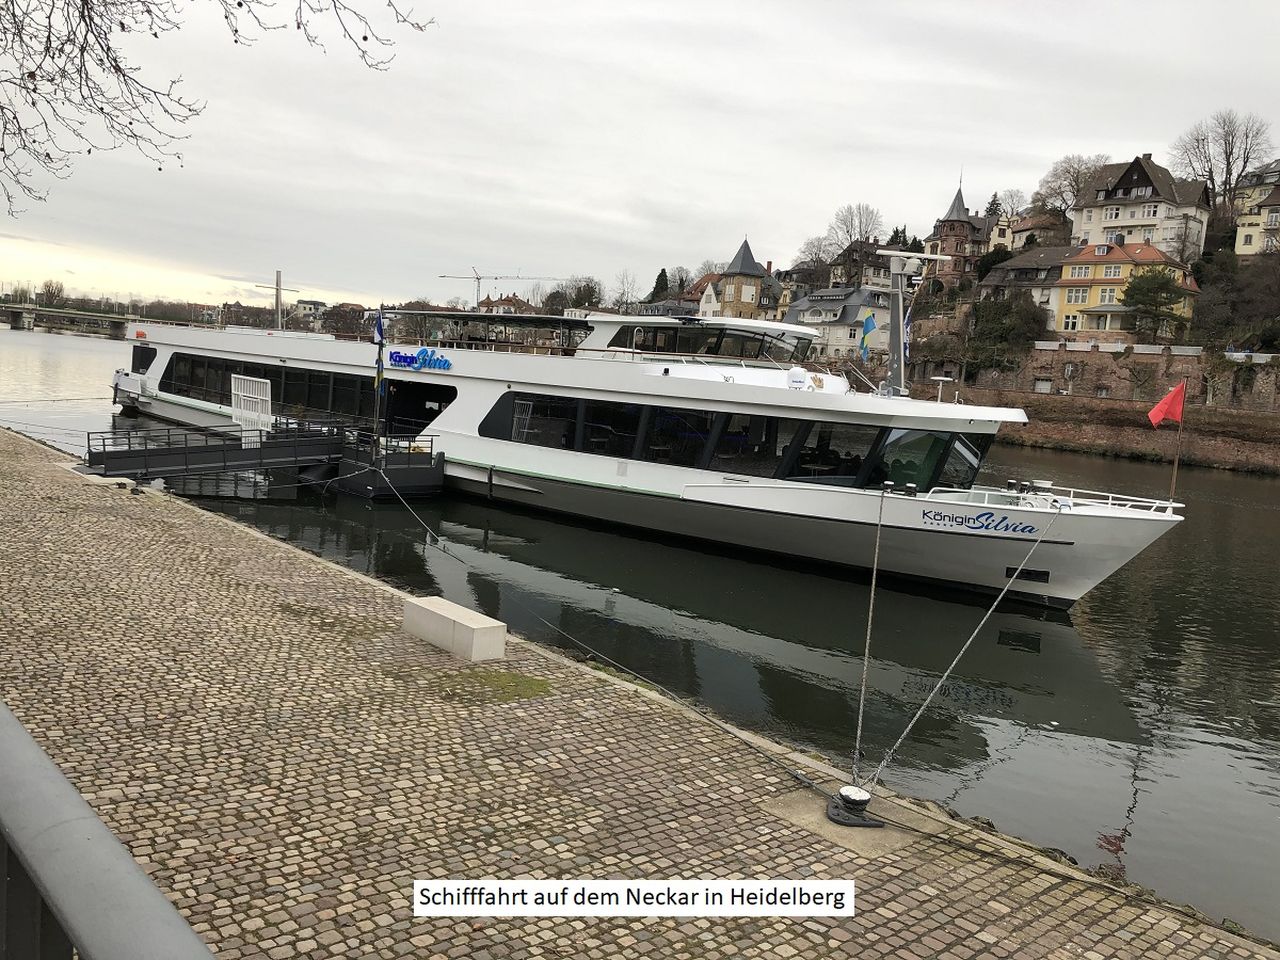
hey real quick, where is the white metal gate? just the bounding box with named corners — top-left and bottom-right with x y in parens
top-left (230, 375), bottom-right (273, 448)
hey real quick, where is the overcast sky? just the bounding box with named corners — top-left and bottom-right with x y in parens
top-left (3, 0), bottom-right (1279, 308)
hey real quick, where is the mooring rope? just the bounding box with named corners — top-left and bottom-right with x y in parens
top-left (865, 503), bottom-right (1063, 790)
top-left (851, 484), bottom-right (890, 783)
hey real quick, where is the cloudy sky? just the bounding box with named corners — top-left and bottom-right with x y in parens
top-left (3, 0), bottom-right (1279, 308)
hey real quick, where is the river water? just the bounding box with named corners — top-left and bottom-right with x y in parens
top-left (3, 327), bottom-right (1279, 937)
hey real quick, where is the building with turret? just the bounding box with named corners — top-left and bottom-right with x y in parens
top-left (924, 187), bottom-right (999, 290)
top-left (712, 239), bottom-right (780, 320)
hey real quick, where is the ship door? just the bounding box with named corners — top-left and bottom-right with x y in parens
top-left (384, 381), bottom-right (458, 436)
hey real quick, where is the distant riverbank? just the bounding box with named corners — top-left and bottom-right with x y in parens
top-left (953, 387), bottom-right (1280, 476)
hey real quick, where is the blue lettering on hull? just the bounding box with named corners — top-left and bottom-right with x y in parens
top-left (389, 348), bottom-right (453, 372)
top-left (920, 509), bottom-right (1038, 535)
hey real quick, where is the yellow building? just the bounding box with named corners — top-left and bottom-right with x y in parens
top-left (1234, 185), bottom-right (1280, 259)
top-left (1051, 241), bottom-right (1198, 342)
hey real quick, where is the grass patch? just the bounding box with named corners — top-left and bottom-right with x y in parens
top-left (418, 668), bottom-right (553, 704)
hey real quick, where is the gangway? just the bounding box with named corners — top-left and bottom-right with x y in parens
top-left (85, 421), bottom-right (444, 499)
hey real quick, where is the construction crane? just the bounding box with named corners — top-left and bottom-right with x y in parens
top-left (438, 268), bottom-right (569, 309)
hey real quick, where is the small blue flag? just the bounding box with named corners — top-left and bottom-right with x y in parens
top-left (373, 310), bottom-right (385, 345)
top-left (859, 312), bottom-right (877, 362)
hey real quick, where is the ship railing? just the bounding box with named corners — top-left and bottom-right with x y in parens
top-left (925, 484), bottom-right (1182, 514)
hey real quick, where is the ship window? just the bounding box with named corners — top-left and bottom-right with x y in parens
top-left (936, 434), bottom-right (994, 490)
top-left (511, 394), bottom-right (579, 449)
top-left (675, 328), bottom-right (722, 355)
top-left (718, 331), bottom-right (764, 358)
top-left (307, 370), bottom-right (332, 411)
top-left (131, 344), bottom-right (157, 374)
top-left (332, 374), bottom-right (362, 417)
top-left (709, 415), bottom-right (804, 477)
top-left (639, 407), bottom-right (714, 466)
top-left (583, 399), bottom-right (643, 457)
top-left (785, 422), bottom-right (881, 485)
top-left (282, 368), bottom-right (308, 409)
top-left (863, 429), bottom-right (952, 489)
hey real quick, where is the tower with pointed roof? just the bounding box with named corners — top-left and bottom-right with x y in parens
top-left (717, 238), bottom-right (779, 319)
top-left (924, 185), bottom-right (1000, 291)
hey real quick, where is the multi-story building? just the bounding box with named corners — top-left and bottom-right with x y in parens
top-left (477, 293), bottom-right (538, 315)
top-left (1070, 154), bottom-right (1211, 262)
top-left (782, 286), bottom-right (890, 360)
top-left (708, 240), bottom-right (779, 320)
top-left (1050, 240), bottom-right (1198, 342)
top-left (977, 246), bottom-right (1076, 319)
top-left (1235, 186), bottom-right (1280, 258)
top-left (1009, 212), bottom-right (1071, 250)
top-left (1234, 159), bottom-right (1280, 211)
top-left (923, 188), bottom-right (999, 290)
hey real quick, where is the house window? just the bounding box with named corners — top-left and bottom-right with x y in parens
top-left (1066, 287), bottom-right (1089, 304)
top-left (1162, 227), bottom-right (1177, 240)
top-left (1095, 245), bottom-right (1108, 255)
top-left (1099, 287), bottom-right (1117, 304)
top-left (1084, 209), bottom-right (1093, 222)
top-left (1142, 203), bottom-right (1159, 218)
top-left (1062, 314), bottom-right (1080, 330)
top-left (998, 228), bottom-right (1007, 238)
top-left (724, 284), bottom-right (735, 299)
top-left (741, 284), bottom-right (756, 302)
top-left (1080, 232), bottom-right (1090, 244)
top-left (1243, 233), bottom-right (1254, 246)
top-left (1266, 237), bottom-right (1278, 253)
top-left (1267, 212), bottom-right (1280, 227)
top-left (1096, 386), bottom-right (1110, 398)
top-left (930, 243), bottom-right (939, 254)
top-left (1104, 206), bottom-right (1121, 220)
top-left (1034, 378), bottom-right (1053, 394)
top-left (1069, 265), bottom-right (1090, 278)
top-left (848, 327), bottom-right (857, 339)
top-left (1143, 228), bottom-right (1155, 243)
top-left (1096, 190), bottom-right (1106, 200)
top-left (1103, 264), bottom-right (1122, 278)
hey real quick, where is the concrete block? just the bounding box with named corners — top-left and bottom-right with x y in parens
top-left (403, 596), bottom-right (506, 661)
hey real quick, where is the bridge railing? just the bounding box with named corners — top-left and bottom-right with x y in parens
top-left (0, 703), bottom-right (215, 959)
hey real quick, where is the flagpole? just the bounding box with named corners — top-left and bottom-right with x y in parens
top-left (1169, 376), bottom-right (1187, 501)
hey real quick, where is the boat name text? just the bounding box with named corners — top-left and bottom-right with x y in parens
top-left (389, 348), bottom-right (453, 372)
top-left (920, 509), bottom-right (1038, 535)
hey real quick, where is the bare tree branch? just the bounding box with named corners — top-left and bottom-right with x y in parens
top-left (0, 0), bottom-right (434, 212)
top-left (1030, 154), bottom-right (1111, 217)
top-left (1170, 109), bottom-right (1273, 218)
top-left (826, 202), bottom-right (883, 251)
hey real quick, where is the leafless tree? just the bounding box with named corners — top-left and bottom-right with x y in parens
top-left (793, 234), bottom-right (834, 266)
top-left (9, 283), bottom-right (32, 302)
top-left (826, 203), bottom-right (883, 251)
top-left (39, 278), bottom-right (65, 304)
top-left (998, 188), bottom-right (1027, 219)
top-left (668, 265), bottom-right (693, 293)
top-left (1170, 109), bottom-right (1274, 217)
top-left (523, 282), bottom-right (546, 310)
top-left (445, 296), bottom-right (468, 310)
top-left (611, 269), bottom-right (638, 313)
top-left (0, 0), bottom-right (434, 212)
top-left (694, 259), bottom-right (726, 279)
top-left (1031, 154), bottom-right (1111, 217)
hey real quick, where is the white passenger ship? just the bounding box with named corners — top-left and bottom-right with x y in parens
top-left (110, 311), bottom-right (1182, 607)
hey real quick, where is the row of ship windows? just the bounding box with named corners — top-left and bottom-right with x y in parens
top-left (478, 392), bottom-right (992, 491)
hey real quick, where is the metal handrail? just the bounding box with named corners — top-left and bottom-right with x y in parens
top-left (925, 484), bottom-right (1181, 513)
top-left (0, 703), bottom-right (215, 959)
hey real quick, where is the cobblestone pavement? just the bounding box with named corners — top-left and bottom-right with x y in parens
top-left (1, 428), bottom-right (1275, 960)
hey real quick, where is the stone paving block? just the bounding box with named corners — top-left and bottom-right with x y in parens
top-left (404, 595), bottom-right (506, 661)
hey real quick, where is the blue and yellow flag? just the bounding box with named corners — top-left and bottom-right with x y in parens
top-left (859, 312), bottom-right (877, 362)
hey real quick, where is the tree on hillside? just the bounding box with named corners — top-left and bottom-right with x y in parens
top-left (320, 304), bottom-right (369, 338)
top-left (556, 276), bottom-right (604, 309)
top-left (0, 0), bottom-right (432, 212)
top-left (906, 235), bottom-right (925, 254)
top-left (984, 192), bottom-right (1002, 218)
top-left (648, 268), bottom-right (669, 302)
top-left (998, 188), bottom-right (1027, 218)
top-left (612, 270), bottom-right (639, 313)
top-left (965, 294), bottom-right (1049, 371)
top-left (1120, 270), bottom-right (1185, 343)
top-left (1191, 251), bottom-right (1280, 350)
top-left (827, 202), bottom-right (884, 250)
top-left (887, 225), bottom-right (908, 246)
top-left (1170, 109), bottom-right (1273, 221)
top-left (695, 259), bottom-right (727, 279)
top-left (1031, 153), bottom-right (1111, 217)
top-left (975, 247), bottom-right (1014, 281)
top-left (668, 266), bottom-right (693, 293)
top-left (541, 290), bottom-right (569, 316)
top-left (39, 279), bottom-right (65, 305)
top-left (793, 235), bottom-right (834, 266)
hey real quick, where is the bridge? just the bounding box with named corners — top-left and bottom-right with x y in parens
top-left (3, 302), bottom-right (138, 338)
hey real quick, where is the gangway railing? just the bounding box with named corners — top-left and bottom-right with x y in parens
top-left (86, 421), bottom-right (347, 480)
top-left (0, 703), bottom-right (215, 959)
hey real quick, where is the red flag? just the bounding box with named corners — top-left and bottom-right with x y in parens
top-left (1147, 381), bottom-right (1186, 428)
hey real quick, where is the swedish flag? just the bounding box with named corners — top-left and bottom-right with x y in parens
top-left (859, 312), bottom-right (877, 362)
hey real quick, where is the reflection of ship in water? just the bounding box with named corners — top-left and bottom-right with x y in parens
top-left (199, 491), bottom-right (1145, 773)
